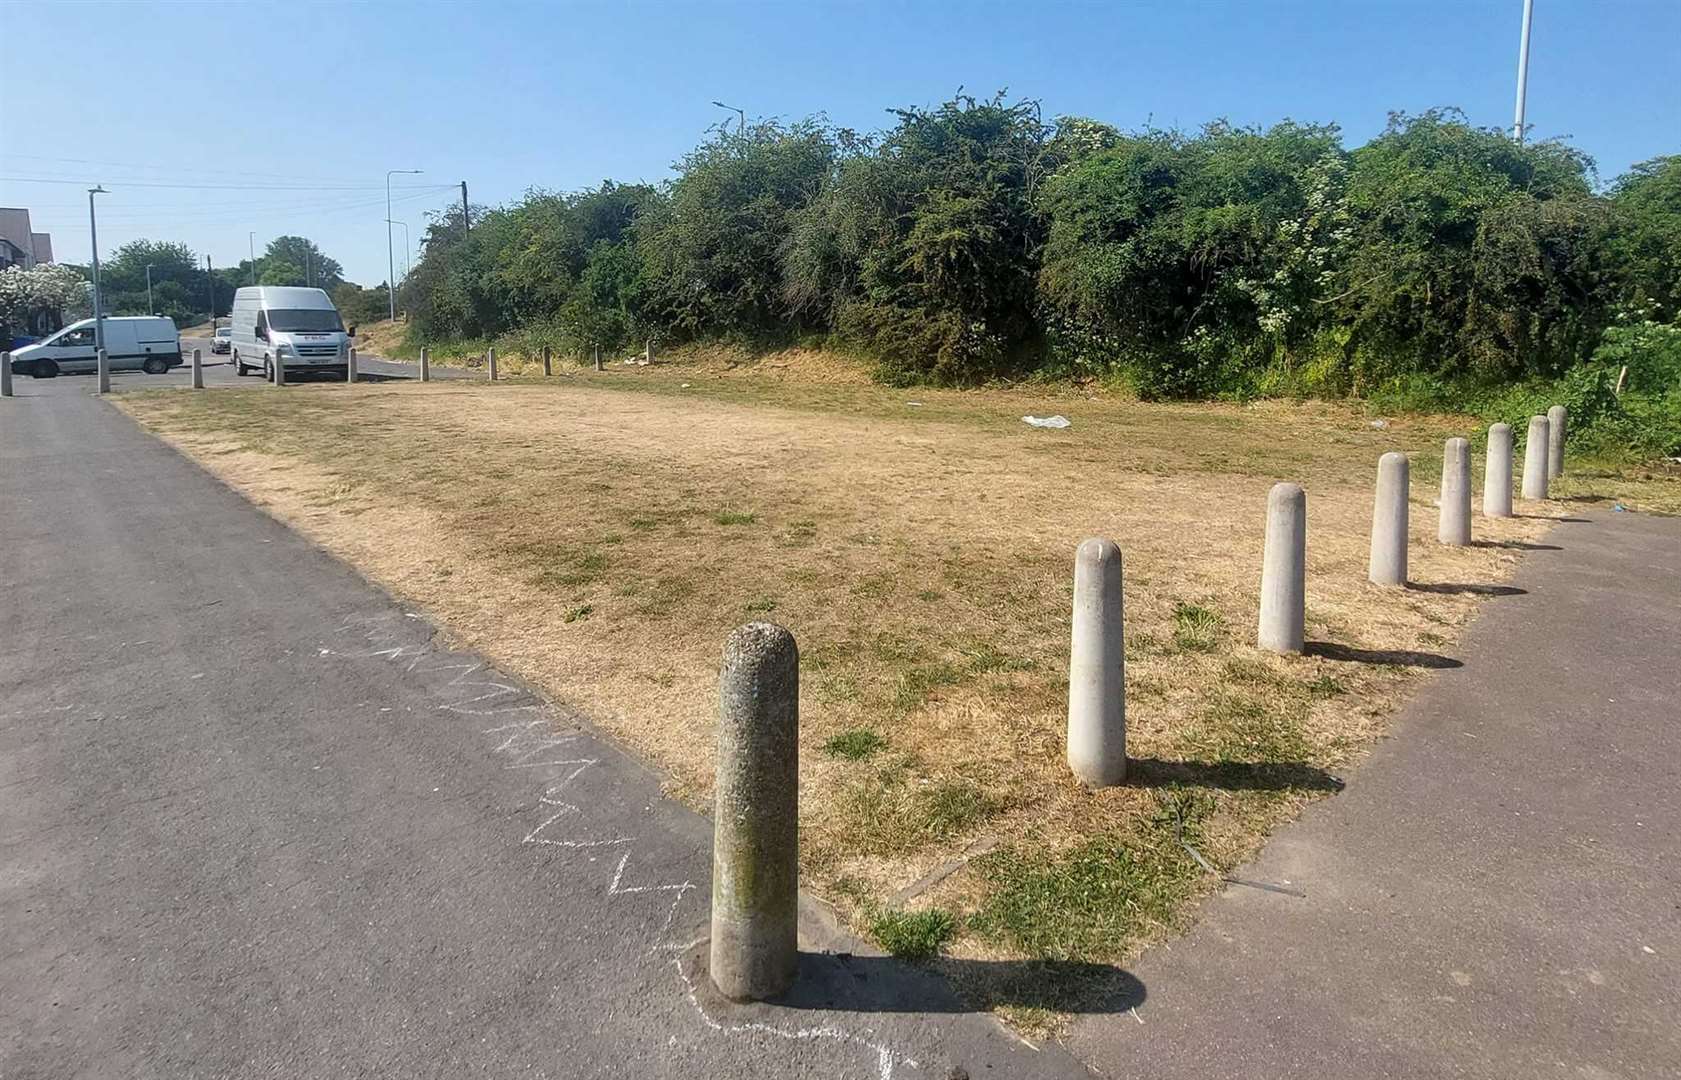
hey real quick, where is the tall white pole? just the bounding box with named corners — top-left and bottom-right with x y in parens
top-left (88, 187), bottom-right (107, 357)
top-left (248, 231), bottom-right (257, 285)
top-left (1513, 0), bottom-right (1534, 142)
top-left (146, 264), bottom-right (154, 315)
top-left (384, 170), bottom-right (421, 321)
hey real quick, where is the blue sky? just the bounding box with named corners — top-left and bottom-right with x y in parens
top-left (4, 0), bottom-right (1676, 287)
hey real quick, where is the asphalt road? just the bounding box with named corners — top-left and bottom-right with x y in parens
top-left (0, 386), bottom-right (1084, 1076)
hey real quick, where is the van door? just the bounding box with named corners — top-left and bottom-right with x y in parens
top-left (104, 322), bottom-right (144, 371)
top-left (50, 325), bottom-right (98, 373)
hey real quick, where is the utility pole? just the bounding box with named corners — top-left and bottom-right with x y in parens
top-left (206, 254), bottom-right (215, 325)
top-left (1513, 0), bottom-right (1534, 142)
top-left (248, 231), bottom-right (258, 285)
top-left (461, 181), bottom-right (470, 232)
top-left (88, 186), bottom-right (108, 355)
top-left (386, 168), bottom-right (423, 321)
top-left (713, 100), bottom-right (746, 136)
top-left (307, 249), bottom-right (313, 288)
top-left (145, 264), bottom-right (155, 315)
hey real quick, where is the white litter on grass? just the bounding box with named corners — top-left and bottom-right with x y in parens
top-left (1022, 414), bottom-right (1071, 429)
top-left (1369, 418), bottom-right (1390, 430)
top-left (905, 401), bottom-right (924, 407)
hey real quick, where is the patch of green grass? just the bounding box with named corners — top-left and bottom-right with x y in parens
top-left (563, 603), bottom-right (594, 623)
top-left (893, 660), bottom-right (963, 712)
top-left (744, 595), bottom-right (778, 614)
top-left (868, 908), bottom-right (956, 960)
top-left (970, 794), bottom-right (1212, 961)
top-left (714, 509), bottom-right (757, 526)
top-left (837, 771), bottom-right (997, 855)
top-left (824, 728), bottom-right (887, 760)
top-left (628, 517), bottom-right (657, 531)
top-left (1305, 674), bottom-right (1346, 698)
top-left (1185, 691), bottom-right (1313, 763)
top-left (961, 642), bottom-right (1036, 674)
top-left (915, 589), bottom-right (944, 602)
top-left (920, 780), bottom-right (993, 837)
top-left (1172, 601), bottom-right (1224, 652)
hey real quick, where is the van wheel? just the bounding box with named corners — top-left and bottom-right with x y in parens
top-left (33, 359), bottom-right (58, 379)
top-left (263, 357), bottom-right (273, 381)
top-left (233, 351), bottom-right (246, 376)
top-left (142, 357), bottom-right (168, 375)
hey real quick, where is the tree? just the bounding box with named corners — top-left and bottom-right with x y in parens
top-left (263, 236), bottom-right (343, 290)
top-left (1609, 156), bottom-right (1681, 315)
top-left (0, 264), bottom-right (89, 339)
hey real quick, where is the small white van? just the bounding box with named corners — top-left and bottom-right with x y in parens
top-left (230, 286), bottom-right (349, 379)
top-left (8, 316), bottom-right (181, 378)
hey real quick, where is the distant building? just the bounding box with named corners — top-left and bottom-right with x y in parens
top-left (0, 208), bottom-right (54, 270)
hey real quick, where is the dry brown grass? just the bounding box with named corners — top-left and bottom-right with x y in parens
top-left (117, 365), bottom-right (1612, 1028)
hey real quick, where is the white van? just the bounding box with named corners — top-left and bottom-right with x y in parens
top-left (9, 316), bottom-right (181, 378)
top-left (229, 286), bottom-right (349, 379)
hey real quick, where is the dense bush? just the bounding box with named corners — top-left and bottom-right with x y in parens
top-left (390, 94), bottom-right (1680, 451)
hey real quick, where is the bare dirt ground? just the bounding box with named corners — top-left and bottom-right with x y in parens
top-left (118, 360), bottom-right (1604, 1027)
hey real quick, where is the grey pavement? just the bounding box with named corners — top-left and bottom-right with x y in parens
top-left (1069, 510), bottom-right (1681, 1079)
top-left (0, 387), bottom-right (1083, 1076)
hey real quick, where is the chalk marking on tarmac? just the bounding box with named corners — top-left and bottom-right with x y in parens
top-left (328, 611), bottom-right (915, 1078)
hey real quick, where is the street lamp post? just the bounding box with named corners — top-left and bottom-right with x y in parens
top-left (385, 218), bottom-right (410, 284)
top-left (712, 100), bottom-right (747, 135)
top-left (146, 264), bottom-right (155, 315)
top-left (386, 169), bottom-right (422, 320)
top-left (88, 185), bottom-right (108, 356)
top-left (248, 231), bottom-right (258, 285)
top-left (206, 255), bottom-right (215, 325)
top-left (1513, 0), bottom-right (1534, 141)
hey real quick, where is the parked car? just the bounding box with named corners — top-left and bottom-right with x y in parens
top-left (211, 326), bottom-right (232, 354)
top-left (229, 286), bottom-right (348, 379)
top-left (8, 316), bottom-right (182, 378)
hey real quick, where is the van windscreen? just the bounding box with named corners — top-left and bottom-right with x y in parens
top-left (267, 309), bottom-right (344, 333)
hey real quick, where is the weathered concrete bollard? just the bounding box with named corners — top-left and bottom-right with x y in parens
top-left (1483, 423), bottom-right (1513, 518)
top-left (711, 622), bottom-right (800, 1002)
top-left (419, 346), bottom-right (431, 383)
top-left (487, 347), bottom-right (498, 381)
top-left (1257, 483), bottom-right (1306, 654)
top-left (1067, 538), bottom-right (1126, 786)
top-left (1368, 452), bottom-right (1409, 586)
top-left (1439, 437), bottom-right (1471, 546)
top-left (347, 346), bottom-right (358, 384)
top-left (643, 338), bottom-right (655, 366)
top-left (1521, 415), bottom-right (1550, 500)
top-left (1547, 404), bottom-right (1567, 479)
top-left (97, 347), bottom-right (110, 394)
top-left (191, 348), bottom-right (203, 390)
top-left (593, 344), bottom-right (602, 372)
top-left (2, 350), bottom-right (13, 397)
top-left (542, 345), bottom-right (552, 377)
top-left (272, 349), bottom-right (285, 386)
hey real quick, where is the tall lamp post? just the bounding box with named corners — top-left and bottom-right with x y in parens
top-left (145, 263), bottom-right (155, 315)
top-left (386, 169), bottom-right (422, 320)
top-left (248, 231), bottom-right (258, 285)
top-left (385, 217), bottom-right (411, 286)
top-left (88, 186), bottom-right (108, 356)
top-left (712, 100), bottom-right (746, 135)
top-left (1513, 0), bottom-right (1535, 142)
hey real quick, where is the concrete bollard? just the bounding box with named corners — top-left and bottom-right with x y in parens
top-left (347, 346), bottom-right (358, 384)
top-left (419, 346), bottom-right (431, 383)
top-left (1067, 538), bottom-right (1126, 786)
top-left (711, 622), bottom-right (800, 1002)
top-left (1547, 404), bottom-right (1567, 479)
top-left (1439, 437), bottom-right (1471, 546)
top-left (97, 347), bottom-right (110, 394)
top-left (191, 348), bottom-right (203, 390)
top-left (643, 338), bottom-right (655, 366)
top-left (487, 347), bottom-right (498, 381)
top-left (593, 344), bottom-right (602, 372)
top-left (1521, 415), bottom-right (1550, 500)
top-left (272, 349), bottom-right (285, 386)
top-left (542, 345), bottom-right (552, 377)
top-left (1368, 452), bottom-right (1409, 586)
top-left (2, 351), bottom-right (12, 397)
top-left (1483, 423), bottom-right (1513, 518)
top-left (1257, 483), bottom-right (1306, 654)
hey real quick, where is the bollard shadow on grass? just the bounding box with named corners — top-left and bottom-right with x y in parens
top-left (683, 939), bottom-right (1145, 1018)
top-left (1304, 641), bottom-right (1464, 669)
top-left (1404, 581), bottom-right (1527, 597)
top-left (1517, 513), bottom-right (1592, 523)
top-left (1124, 757), bottom-right (1345, 793)
top-left (1471, 538), bottom-right (1562, 552)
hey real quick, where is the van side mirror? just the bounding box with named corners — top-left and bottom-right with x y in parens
top-left (348, 325), bottom-right (357, 337)
top-left (256, 326), bottom-right (268, 341)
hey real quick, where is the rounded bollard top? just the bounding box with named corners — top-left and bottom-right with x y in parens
top-left (722, 621), bottom-right (798, 673)
top-left (1075, 536), bottom-right (1121, 568)
top-left (1548, 404), bottom-right (1567, 419)
top-left (1489, 421), bottom-right (1511, 435)
top-left (1267, 481), bottom-right (1306, 507)
top-left (1445, 436), bottom-right (1468, 451)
